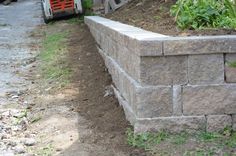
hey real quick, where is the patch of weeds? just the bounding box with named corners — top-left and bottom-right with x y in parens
top-left (126, 128), bottom-right (168, 151)
top-left (30, 116), bottom-right (42, 123)
top-left (0, 23), bottom-right (8, 27)
top-left (66, 16), bottom-right (84, 24)
top-left (227, 61), bottom-right (236, 68)
top-left (13, 110), bottom-right (28, 125)
top-left (225, 131), bottom-right (236, 148)
top-left (197, 131), bottom-right (222, 142)
top-left (154, 16), bottom-right (161, 21)
top-left (171, 0), bottom-right (236, 29)
top-left (82, 0), bottom-right (95, 16)
top-left (82, 0), bottom-right (93, 10)
top-left (170, 132), bottom-right (189, 145)
top-left (36, 144), bottom-right (54, 156)
top-left (39, 31), bottom-right (72, 87)
top-left (184, 148), bottom-right (215, 156)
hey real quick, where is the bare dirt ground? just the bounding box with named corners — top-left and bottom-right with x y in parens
top-left (27, 20), bottom-right (148, 156)
top-left (105, 0), bottom-right (236, 36)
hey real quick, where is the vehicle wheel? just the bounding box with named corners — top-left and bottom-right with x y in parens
top-left (41, 1), bottom-right (50, 24)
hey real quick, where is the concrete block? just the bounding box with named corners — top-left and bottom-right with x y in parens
top-left (207, 115), bottom-right (232, 132)
top-left (134, 116), bottom-right (206, 133)
top-left (233, 115), bottom-right (236, 131)
top-left (112, 85), bottom-right (136, 125)
top-left (140, 56), bottom-right (188, 85)
top-left (188, 54), bottom-right (224, 85)
top-left (183, 85), bottom-right (236, 115)
top-left (135, 86), bottom-right (173, 118)
top-left (116, 46), bottom-right (141, 81)
top-left (172, 85), bottom-right (183, 116)
top-left (137, 39), bottom-right (163, 56)
top-left (225, 54), bottom-right (236, 83)
top-left (164, 36), bottom-right (236, 56)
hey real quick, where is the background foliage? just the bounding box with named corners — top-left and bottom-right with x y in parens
top-left (171, 0), bottom-right (236, 29)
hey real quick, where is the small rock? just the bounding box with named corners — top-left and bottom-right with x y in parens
top-left (136, 2), bottom-right (143, 6)
top-left (11, 95), bottom-right (19, 99)
top-left (23, 154), bottom-right (35, 156)
top-left (24, 138), bottom-right (36, 146)
top-left (2, 111), bottom-right (10, 116)
top-left (14, 145), bottom-right (25, 154)
top-left (0, 150), bottom-right (14, 156)
top-left (7, 140), bottom-right (17, 147)
top-left (56, 148), bottom-right (63, 152)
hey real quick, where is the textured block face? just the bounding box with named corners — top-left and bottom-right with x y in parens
top-left (188, 54), bottom-right (224, 85)
top-left (140, 56), bottom-right (188, 85)
top-left (134, 116), bottom-right (206, 133)
top-left (207, 115), bottom-right (232, 132)
top-left (116, 46), bottom-right (141, 81)
top-left (164, 37), bottom-right (236, 55)
top-left (233, 115), bottom-right (236, 131)
top-left (225, 54), bottom-right (236, 83)
top-left (134, 86), bottom-right (173, 118)
top-left (183, 85), bottom-right (236, 115)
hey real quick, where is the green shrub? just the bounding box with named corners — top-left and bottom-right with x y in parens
top-left (170, 0), bottom-right (236, 29)
top-left (82, 0), bottom-right (93, 10)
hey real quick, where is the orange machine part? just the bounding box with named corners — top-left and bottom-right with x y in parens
top-left (50, 0), bottom-right (74, 13)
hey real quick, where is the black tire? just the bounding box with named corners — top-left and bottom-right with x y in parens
top-left (41, 1), bottom-right (50, 24)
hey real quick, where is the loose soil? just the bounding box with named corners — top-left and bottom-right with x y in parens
top-left (27, 20), bottom-right (148, 156)
top-left (105, 0), bottom-right (236, 36)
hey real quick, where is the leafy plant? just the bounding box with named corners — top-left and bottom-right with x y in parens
top-left (82, 0), bottom-right (93, 10)
top-left (170, 0), bottom-right (236, 29)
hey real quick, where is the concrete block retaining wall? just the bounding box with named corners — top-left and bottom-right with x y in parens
top-left (85, 16), bottom-right (236, 133)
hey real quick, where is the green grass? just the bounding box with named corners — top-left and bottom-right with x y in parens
top-left (197, 131), bottom-right (222, 142)
top-left (39, 31), bottom-right (72, 87)
top-left (184, 148), bottom-right (215, 156)
top-left (227, 61), bottom-right (236, 68)
top-left (170, 132), bottom-right (189, 145)
top-left (66, 17), bottom-right (84, 24)
top-left (126, 128), bottom-right (168, 150)
top-left (126, 128), bottom-right (236, 155)
top-left (225, 132), bottom-right (236, 148)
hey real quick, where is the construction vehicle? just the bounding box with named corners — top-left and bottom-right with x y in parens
top-left (41, 0), bottom-right (83, 23)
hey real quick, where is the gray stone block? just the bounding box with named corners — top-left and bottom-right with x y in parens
top-left (98, 47), bottom-right (137, 109)
top-left (140, 56), bottom-right (188, 85)
top-left (112, 85), bottom-right (136, 125)
top-left (233, 115), bottom-right (236, 131)
top-left (164, 36), bottom-right (236, 56)
top-left (225, 54), bottom-right (236, 83)
top-left (135, 86), bottom-right (173, 118)
top-left (225, 53), bottom-right (236, 62)
top-left (183, 85), bottom-right (236, 115)
top-left (225, 66), bottom-right (236, 83)
top-left (116, 46), bottom-right (141, 80)
top-left (207, 115), bottom-right (232, 132)
top-left (188, 54), bottom-right (224, 85)
top-left (134, 116), bottom-right (206, 133)
top-left (172, 85), bottom-right (183, 116)
top-left (137, 39), bottom-right (163, 56)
